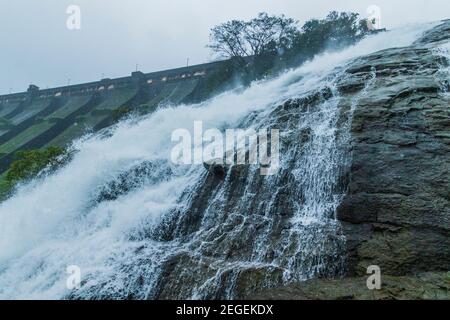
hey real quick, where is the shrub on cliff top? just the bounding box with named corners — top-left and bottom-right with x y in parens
top-left (5, 146), bottom-right (67, 189)
top-left (208, 11), bottom-right (371, 66)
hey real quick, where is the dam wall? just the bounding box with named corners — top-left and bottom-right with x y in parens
top-left (0, 60), bottom-right (226, 173)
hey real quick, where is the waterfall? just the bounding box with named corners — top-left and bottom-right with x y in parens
top-left (0, 23), bottom-right (434, 299)
top-left (434, 42), bottom-right (450, 94)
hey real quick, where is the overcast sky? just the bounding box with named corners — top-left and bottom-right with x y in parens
top-left (1, 0), bottom-right (449, 94)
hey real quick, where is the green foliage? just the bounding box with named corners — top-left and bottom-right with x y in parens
top-left (201, 11), bottom-right (373, 102)
top-left (208, 11), bottom-right (370, 62)
top-left (288, 11), bottom-right (367, 63)
top-left (208, 13), bottom-right (298, 58)
top-left (4, 146), bottom-right (67, 190)
top-left (0, 175), bottom-right (10, 199)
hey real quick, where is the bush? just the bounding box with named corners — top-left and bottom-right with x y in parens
top-left (5, 146), bottom-right (67, 190)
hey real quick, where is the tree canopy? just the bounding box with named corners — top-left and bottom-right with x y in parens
top-left (5, 146), bottom-right (67, 189)
top-left (208, 11), bottom-right (370, 60)
top-left (208, 13), bottom-right (298, 58)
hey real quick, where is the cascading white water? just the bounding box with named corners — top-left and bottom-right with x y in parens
top-left (0, 23), bottom-right (435, 299)
top-left (434, 42), bottom-right (450, 94)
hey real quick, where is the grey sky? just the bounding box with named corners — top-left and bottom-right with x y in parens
top-left (1, 0), bottom-right (449, 94)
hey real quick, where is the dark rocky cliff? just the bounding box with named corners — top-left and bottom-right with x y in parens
top-left (93, 22), bottom-right (448, 300)
top-left (338, 23), bottom-right (450, 278)
top-left (252, 21), bottom-right (450, 299)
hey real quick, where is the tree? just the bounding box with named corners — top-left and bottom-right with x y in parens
top-left (204, 11), bottom-right (375, 100)
top-left (243, 13), bottom-right (298, 56)
top-left (287, 11), bottom-right (369, 64)
top-left (298, 11), bottom-right (367, 51)
top-left (208, 20), bottom-right (249, 57)
top-left (208, 13), bottom-right (298, 58)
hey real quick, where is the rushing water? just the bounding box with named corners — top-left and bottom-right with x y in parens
top-left (0, 23), bottom-right (436, 299)
top-left (434, 41), bottom-right (450, 95)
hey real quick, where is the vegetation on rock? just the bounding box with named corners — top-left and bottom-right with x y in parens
top-left (0, 146), bottom-right (68, 197)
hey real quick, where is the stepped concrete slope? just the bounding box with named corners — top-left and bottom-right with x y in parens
top-left (0, 61), bottom-right (224, 172)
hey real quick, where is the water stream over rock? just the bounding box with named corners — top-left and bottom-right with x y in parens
top-left (0, 21), bottom-right (443, 299)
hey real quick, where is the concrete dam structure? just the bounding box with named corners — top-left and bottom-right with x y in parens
top-left (0, 61), bottom-right (224, 173)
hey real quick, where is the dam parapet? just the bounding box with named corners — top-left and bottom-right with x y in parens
top-left (0, 60), bottom-right (223, 103)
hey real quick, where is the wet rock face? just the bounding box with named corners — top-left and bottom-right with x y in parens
top-left (68, 22), bottom-right (450, 300)
top-left (414, 20), bottom-right (450, 45)
top-left (336, 21), bottom-right (450, 276)
top-left (95, 161), bottom-right (172, 202)
top-left (147, 22), bottom-right (450, 299)
top-left (250, 272), bottom-right (450, 300)
top-left (244, 22), bottom-right (450, 300)
top-left (149, 72), bottom-right (350, 299)
top-left (203, 160), bottom-right (229, 179)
